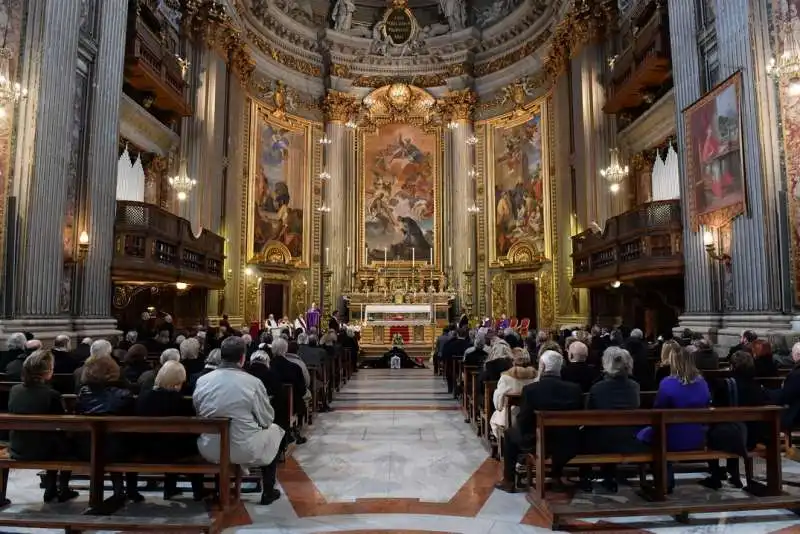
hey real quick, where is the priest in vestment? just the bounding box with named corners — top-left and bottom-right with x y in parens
top-left (307, 303), bottom-right (321, 331)
top-left (294, 314), bottom-right (307, 333)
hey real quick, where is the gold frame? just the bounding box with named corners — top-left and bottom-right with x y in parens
top-left (357, 89), bottom-right (443, 271)
top-left (481, 100), bottom-right (552, 267)
top-left (246, 101), bottom-right (316, 267)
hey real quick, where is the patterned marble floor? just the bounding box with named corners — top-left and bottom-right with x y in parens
top-left (3, 369), bottom-right (800, 532)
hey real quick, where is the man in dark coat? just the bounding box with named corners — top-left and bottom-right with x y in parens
top-left (52, 335), bottom-right (80, 374)
top-left (495, 350), bottom-right (583, 492)
top-left (561, 341), bottom-right (601, 393)
top-left (269, 337), bottom-right (307, 444)
top-left (328, 311), bottom-right (341, 333)
top-left (727, 330), bottom-right (757, 360)
top-left (625, 329), bottom-right (655, 391)
top-left (442, 327), bottom-right (470, 394)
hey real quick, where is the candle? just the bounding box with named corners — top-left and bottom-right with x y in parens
top-left (467, 247), bottom-right (471, 270)
top-left (346, 246), bottom-right (351, 267)
top-left (384, 247), bottom-right (387, 267)
top-left (430, 247), bottom-right (433, 265)
top-left (412, 247), bottom-right (415, 269)
top-left (325, 247), bottom-right (330, 267)
top-left (448, 246), bottom-right (452, 268)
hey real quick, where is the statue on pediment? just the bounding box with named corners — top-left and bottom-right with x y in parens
top-left (332, 0), bottom-right (356, 31)
top-left (438, 0), bottom-right (466, 31)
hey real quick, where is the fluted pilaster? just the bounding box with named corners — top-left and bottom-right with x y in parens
top-left (668, 0), bottom-right (715, 313)
top-left (16, 0), bottom-right (83, 316)
top-left (80, 0), bottom-right (127, 317)
top-left (325, 121), bottom-right (350, 308)
top-left (449, 121), bottom-right (472, 297)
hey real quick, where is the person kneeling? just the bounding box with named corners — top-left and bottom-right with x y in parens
top-left (193, 336), bottom-right (286, 505)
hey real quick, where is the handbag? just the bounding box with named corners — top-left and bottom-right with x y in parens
top-left (707, 378), bottom-right (748, 456)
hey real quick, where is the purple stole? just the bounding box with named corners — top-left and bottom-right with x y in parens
top-left (307, 308), bottom-right (321, 330)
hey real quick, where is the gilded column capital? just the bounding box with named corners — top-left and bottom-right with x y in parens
top-left (324, 90), bottom-right (360, 123)
top-left (440, 89), bottom-right (476, 122)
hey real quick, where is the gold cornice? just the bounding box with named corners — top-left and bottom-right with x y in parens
top-left (246, 29), bottom-right (323, 77)
top-left (324, 90), bottom-right (360, 123)
top-left (439, 89), bottom-right (476, 121)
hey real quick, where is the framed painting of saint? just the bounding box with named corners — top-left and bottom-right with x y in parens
top-left (683, 71), bottom-right (747, 230)
top-left (248, 105), bottom-right (313, 264)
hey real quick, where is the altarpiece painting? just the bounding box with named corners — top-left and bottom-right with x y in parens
top-left (362, 123), bottom-right (436, 263)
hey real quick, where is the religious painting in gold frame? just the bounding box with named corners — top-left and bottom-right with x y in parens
top-left (246, 102), bottom-right (314, 266)
top-left (357, 85), bottom-right (442, 269)
top-left (484, 101), bottom-right (551, 267)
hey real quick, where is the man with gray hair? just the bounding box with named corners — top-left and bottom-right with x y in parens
top-left (562, 341), bottom-right (600, 393)
top-left (180, 337), bottom-right (204, 376)
top-left (1, 332), bottom-right (27, 369)
top-left (5, 338), bottom-right (42, 380)
top-left (464, 332), bottom-right (488, 366)
top-left (624, 328), bottom-right (654, 390)
top-left (52, 334), bottom-right (79, 374)
top-left (495, 350), bottom-right (583, 493)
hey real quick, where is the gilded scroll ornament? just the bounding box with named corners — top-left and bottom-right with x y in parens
top-left (538, 268), bottom-right (555, 328)
top-left (439, 89), bottom-right (476, 121)
top-left (490, 273), bottom-right (508, 317)
top-left (324, 90), bottom-right (361, 122)
top-left (291, 275), bottom-right (309, 317)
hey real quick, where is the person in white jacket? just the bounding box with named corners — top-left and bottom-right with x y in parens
top-left (490, 347), bottom-right (537, 439)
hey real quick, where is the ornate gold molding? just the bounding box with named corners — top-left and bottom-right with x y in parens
top-left (362, 84), bottom-right (437, 126)
top-left (490, 273), bottom-right (509, 316)
top-left (324, 90), bottom-right (360, 123)
top-left (246, 29), bottom-right (322, 77)
top-left (439, 89), bottom-right (476, 122)
top-left (182, 0), bottom-right (255, 84)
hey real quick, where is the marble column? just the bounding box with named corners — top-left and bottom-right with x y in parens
top-left (323, 91), bottom-right (358, 313)
top-left (442, 90), bottom-right (476, 305)
top-left (15, 0), bottom-right (82, 317)
top-left (78, 0), bottom-right (127, 330)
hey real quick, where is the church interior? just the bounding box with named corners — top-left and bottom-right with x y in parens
top-left (2, 0), bottom-right (800, 531)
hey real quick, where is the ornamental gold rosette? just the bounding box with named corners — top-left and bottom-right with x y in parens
top-left (324, 90), bottom-right (361, 123)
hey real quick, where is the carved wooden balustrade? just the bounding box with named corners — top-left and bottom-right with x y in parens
top-left (124, 0), bottom-right (191, 118)
top-left (571, 200), bottom-right (683, 288)
top-left (604, 0), bottom-right (671, 113)
top-left (112, 201), bottom-right (225, 288)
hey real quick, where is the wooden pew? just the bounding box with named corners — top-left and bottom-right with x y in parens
top-left (477, 381), bottom-right (498, 445)
top-left (0, 414), bottom-right (239, 533)
top-left (461, 365), bottom-right (479, 422)
top-left (526, 406), bottom-right (792, 529)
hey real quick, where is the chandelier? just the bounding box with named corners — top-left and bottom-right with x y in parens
top-left (768, 29), bottom-right (800, 95)
top-left (316, 203), bottom-right (331, 213)
top-left (0, 47), bottom-right (26, 118)
top-left (600, 148), bottom-right (628, 193)
top-left (468, 166), bottom-right (480, 178)
top-left (466, 134), bottom-right (478, 146)
top-left (319, 134), bottom-right (332, 145)
top-left (467, 202), bottom-right (480, 214)
top-left (318, 170), bottom-right (331, 180)
top-left (169, 159), bottom-right (196, 201)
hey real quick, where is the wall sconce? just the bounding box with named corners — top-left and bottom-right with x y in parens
top-left (78, 231), bottom-right (89, 261)
top-left (244, 267), bottom-right (253, 276)
top-left (175, 282), bottom-right (188, 291)
top-left (703, 229), bottom-right (731, 265)
top-left (610, 280), bottom-right (621, 288)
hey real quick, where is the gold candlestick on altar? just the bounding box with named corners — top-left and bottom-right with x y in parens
top-left (463, 270), bottom-right (474, 321)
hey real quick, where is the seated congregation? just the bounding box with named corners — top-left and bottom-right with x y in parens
top-left (0, 317), bottom-right (356, 520)
top-left (436, 324), bottom-right (800, 523)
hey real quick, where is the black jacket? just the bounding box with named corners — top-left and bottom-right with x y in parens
top-left (248, 361), bottom-right (288, 428)
top-left (754, 355), bottom-right (779, 378)
top-left (477, 358), bottom-right (512, 403)
top-left (776, 365), bottom-right (800, 430)
top-left (561, 361), bottom-right (601, 393)
top-left (4, 352), bottom-right (27, 381)
top-left (298, 345), bottom-right (327, 367)
top-left (270, 355), bottom-right (306, 416)
top-left (694, 348), bottom-right (720, 371)
top-left (584, 376), bottom-right (644, 454)
top-left (515, 374), bottom-right (584, 457)
top-left (442, 337), bottom-right (470, 361)
top-left (625, 338), bottom-right (655, 391)
top-left (8, 383), bottom-right (67, 460)
top-left (709, 372), bottom-right (768, 449)
top-left (136, 388), bottom-right (197, 461)
top-left (464, 348), bottom-right (488, 367)
top-left (52, 349), bottom-right (80, 374)
top-left (75, 382), bottom-right (135, 461)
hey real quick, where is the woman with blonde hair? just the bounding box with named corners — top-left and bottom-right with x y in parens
top-left (637, 346), bottom-right (710, 492)
top-left (655, 339), bottom-right (681, 384)
top-left (490, 348), bottom-right (536, 441)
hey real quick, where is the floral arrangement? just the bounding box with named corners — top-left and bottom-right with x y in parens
top-left (392, 333), bottom-right (404, 347)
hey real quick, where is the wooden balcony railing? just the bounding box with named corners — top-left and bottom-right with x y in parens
top-left (604, 3), bottom-right (671, 114)
top-left (571, 200), bottom-right (683, 288)
top-left (112, 201), bottom-right (225, 289)
top-left (124, 0), bottom-right (191, 117)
